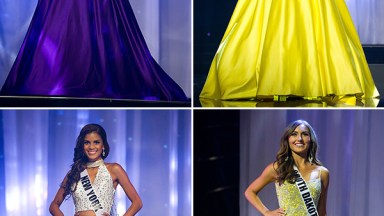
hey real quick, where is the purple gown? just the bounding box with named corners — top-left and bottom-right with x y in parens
top-left (0, 0), bottom-right (188, 101)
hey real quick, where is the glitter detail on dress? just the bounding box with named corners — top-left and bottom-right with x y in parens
top-left (275, 175), bottom-right (321, 215)
top-left (72, 164), bottom-right (115, 214)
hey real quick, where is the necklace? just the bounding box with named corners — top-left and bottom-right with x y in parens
top-left (86, 159), bottom-right (104, 168)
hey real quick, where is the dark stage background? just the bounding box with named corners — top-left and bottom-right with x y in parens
top-left (194, 110), bottom-right (240, 215)
top-left (194, 109), bottom-right (384, 216)
top-left (194, 0), bottom-right (237, 103)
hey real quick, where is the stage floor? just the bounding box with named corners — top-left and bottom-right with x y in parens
top-left (0, 96), bottom-right (191, 107)
top-left (194, 46), bottom-right (384, 107)
top-left (195, 65), bottom-right (384, 108)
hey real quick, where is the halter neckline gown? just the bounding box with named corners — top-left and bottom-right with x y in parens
top-left (72, 164), bottom-right (115, 214)
top-left (199, 0), bottom-right (379, 105)
top-left (0, 0), bottom-right (187, 101)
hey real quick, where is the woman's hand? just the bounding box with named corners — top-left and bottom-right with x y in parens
top-left (264, 208), bottom-right (285, 216)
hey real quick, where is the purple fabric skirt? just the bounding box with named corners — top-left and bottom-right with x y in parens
top-left (0, 0), bottom-right (188, 101)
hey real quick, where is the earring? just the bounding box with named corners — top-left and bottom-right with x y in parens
top-left (285, 156), bottom-right (289, 162)
top-left (308, 154), bottom-right (313, 164)
top-left (102, 148), bottom-right (105, 157)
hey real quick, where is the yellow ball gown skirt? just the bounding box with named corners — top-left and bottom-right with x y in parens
top-left (199, 0), bottom-right (380, 102)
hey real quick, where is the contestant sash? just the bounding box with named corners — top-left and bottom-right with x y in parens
top-left (80, 169), bottom-right (106, 216)
top-left (293, 165), bottom-right (319, 216)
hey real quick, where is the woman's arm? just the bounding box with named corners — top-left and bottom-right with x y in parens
top-left (245, 163), bottom-right (285, 216)
top-left (49, 176), bottom-right (68, 216)
top-left (244, 163), bottom-right (285, 216)
top-left (112, 163), bottom-right (143, 216)
top-left (317, 167), bottom-right (329, 216)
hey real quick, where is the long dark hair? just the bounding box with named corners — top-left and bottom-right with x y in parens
top-left (62, 124), bottom-right (110, 199)
top-left (274, 120), bottom-right (321, 184)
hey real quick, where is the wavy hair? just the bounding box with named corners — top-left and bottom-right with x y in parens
top-left (62, 124), bottom-right (110, 199)
top-left (274, 120), bottom-right (321, 184)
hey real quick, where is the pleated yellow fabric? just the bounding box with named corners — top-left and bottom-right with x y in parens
top-left (199, 0), bottom-right (379, 100)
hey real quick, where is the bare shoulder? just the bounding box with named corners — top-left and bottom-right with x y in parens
top-left (60, 170), bottom-right (71, 186)
top-left (318, 166), bottom-right (329, 183)
top-left (270, 162), bottom-right (278, 171)
top-left (319, 166), bottom-right (329, 175)
top-left (264, 162), bottom-right (278, 180)
top-left (105, 163), bottom-right (125, 175)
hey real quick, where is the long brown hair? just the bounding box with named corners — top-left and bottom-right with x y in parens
top-left (275, 120), bottom-right (321, 184)
top-left (62, 124), bottom-right (110, 199)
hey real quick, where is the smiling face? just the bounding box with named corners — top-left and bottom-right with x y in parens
top-left (288, 124), bottom-right (311, 156)
top-left (83, 132), bottom-right (104, 162)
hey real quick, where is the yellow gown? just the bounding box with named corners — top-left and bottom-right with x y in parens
top-left (275, 179), bottom-right (321, 215)
top-left (199, 0), bottom-right (379, 101)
